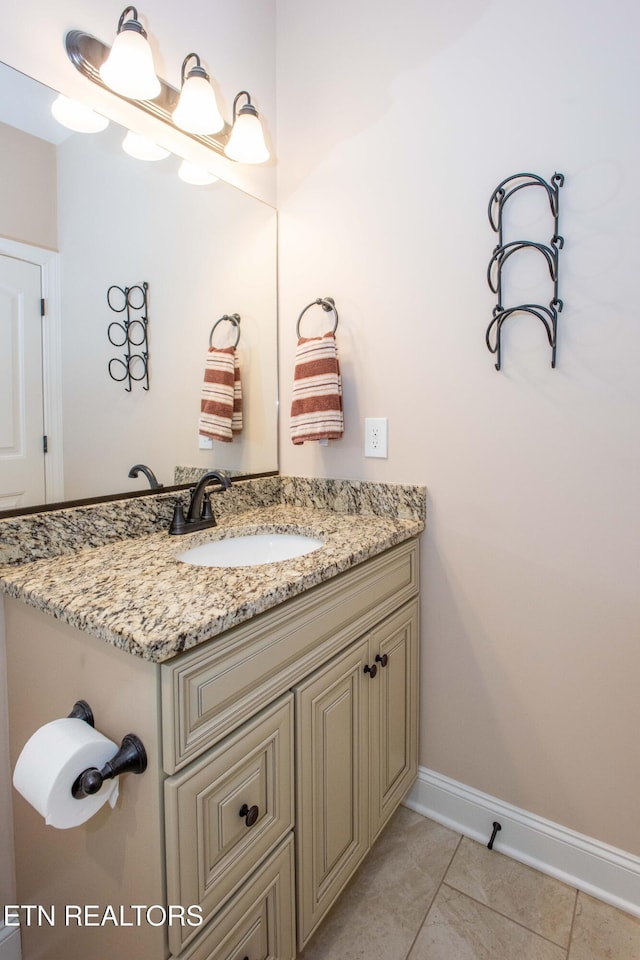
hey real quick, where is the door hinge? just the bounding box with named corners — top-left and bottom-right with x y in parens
top-left (43, 435), bottom-right (48, 454)
top-left (40, 298), bottom-right (46, 317)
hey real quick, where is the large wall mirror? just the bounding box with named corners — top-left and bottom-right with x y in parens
top-left (0, 61), bottom-right (278, 517)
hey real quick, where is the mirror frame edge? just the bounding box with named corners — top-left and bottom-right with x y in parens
top-left (0, 471), bottom-right (280, 520)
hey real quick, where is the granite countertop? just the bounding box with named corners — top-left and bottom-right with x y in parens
top-left (0, 500), bottom-right (423, 663)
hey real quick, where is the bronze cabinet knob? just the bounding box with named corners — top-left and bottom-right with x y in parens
top-left (239, 803), bottom-right (259, 827)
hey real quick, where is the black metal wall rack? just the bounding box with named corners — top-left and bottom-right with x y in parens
top-left (107, 282), bottom-right (150, 391)
top-left (485, 172), bottom-right (564, 371)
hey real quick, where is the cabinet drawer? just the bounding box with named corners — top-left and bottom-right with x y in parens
top-left (165, 695), bottom-right (294, 955)
top-left (162, 539), bottom-right (418, 772)
top-left (178, 835), bottom-right (296, 960)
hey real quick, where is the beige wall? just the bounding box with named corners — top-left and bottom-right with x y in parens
top-left (0, 121), bottom-right (57, 249)
top-left (276, 0), bottom-right (640, 857)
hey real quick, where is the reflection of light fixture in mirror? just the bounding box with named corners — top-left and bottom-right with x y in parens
top-left (173, 53), bottom-right (224, 135)
top-left (178, 161), bottom-right (219, 186)
top-left (224, 91), bottom-right (269, 164)
top-left (51, 95), bottom-right (109, 133)
top-left (99, 6), bottom-right (160, 101)
top-left (122, 131), bottom-right (170, 161)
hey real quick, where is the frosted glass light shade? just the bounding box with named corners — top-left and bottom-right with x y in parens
top-left (173, 76), bottom-right (224, 135)
top-left (224, 111), bottom-right (269, 164)
top-left (51, 95), bottom-right (109, 133)
top-left (122, 131), bottom-right (169, 161)
top-left (178, 161), bottom-right (219, 185)
top-left (100, 28), bottom-right (160, 100)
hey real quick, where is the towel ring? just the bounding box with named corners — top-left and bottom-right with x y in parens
top-left (296, 297), bottom-right (338, 339)
top-left (209, 313), bottom-right (241, 348)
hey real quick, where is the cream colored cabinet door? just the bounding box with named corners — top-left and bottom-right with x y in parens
top-left (295, 600), bottom-right (420, 950)
top-left (165, 695), bottom-right (294, 956)
top-left (295, 637), bottom-right (370, 949)
top-left (369, 599), bottom-right (419, 841)
top-left (179, 836), bottom-right (296, 960)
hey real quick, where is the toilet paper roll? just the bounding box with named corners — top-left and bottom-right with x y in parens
top-left (13, 717), bottom-right (120, 829)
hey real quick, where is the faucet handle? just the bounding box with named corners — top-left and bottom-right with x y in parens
top-left (168, 501), bottom-right (188, 536)
top-left (201, 493), bottom-right (216, 525)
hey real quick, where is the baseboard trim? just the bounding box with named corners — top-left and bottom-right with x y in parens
top-left (405, 766), bottom-right (640, 919)
top-left (0, 922), bottom-right (21, 960)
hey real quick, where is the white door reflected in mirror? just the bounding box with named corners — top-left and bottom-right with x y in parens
top-left (0, 255), bottom-right (45, 510)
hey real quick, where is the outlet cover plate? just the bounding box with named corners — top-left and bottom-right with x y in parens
top-left (365, 417), bottom-right (388, 458)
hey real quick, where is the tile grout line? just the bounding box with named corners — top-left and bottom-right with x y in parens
top-left (402, 832), bottom-right (464, 960)
top-left (564, 888), bottom-right (580, 959)
top-left (440, 878), bottom-right (578, 953)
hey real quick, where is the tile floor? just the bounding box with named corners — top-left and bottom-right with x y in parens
top-left (299, 806), bottom-right (640, 960)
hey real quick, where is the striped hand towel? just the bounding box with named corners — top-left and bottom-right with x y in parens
top-left (199, 346), bottom-right (236, 442)
top-left (290, 332), bottom-right (343, 444)
top-left (231, 351), bottom-right (243, 435)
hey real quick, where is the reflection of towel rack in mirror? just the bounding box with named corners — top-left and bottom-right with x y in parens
top-left (209, 313), bottom-right (241, 348)
top-left (107, 281), bottom-right (150, 392)
top-left (296, 297), bottom-right (339, 339)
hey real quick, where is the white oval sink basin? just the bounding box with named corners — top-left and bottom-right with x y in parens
top-left (177, 533), bottom-right (324, 568)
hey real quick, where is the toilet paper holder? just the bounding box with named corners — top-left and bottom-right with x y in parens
top-left (67, 700), bottom-right (147, 800)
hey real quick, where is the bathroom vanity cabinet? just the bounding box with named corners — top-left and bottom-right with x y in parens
top-left (5, 537), bottom-right (419, 960)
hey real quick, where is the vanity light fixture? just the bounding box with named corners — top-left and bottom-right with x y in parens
top-left (51, 94), bottom-right (109, 133)
top-left (178, 160), bottom-right (219, 185)
top-left (224, 91), bottom-right (270, 164)
top-left (173, 53), bottom-right (224, 135)
top-left (65, 23), bottom-right (271, 163)
top-left (122, 130), bottom-right (170, 161)
top-left (99, 6), bottom-right (160, 101)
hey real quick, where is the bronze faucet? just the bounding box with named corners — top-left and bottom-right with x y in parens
top-left (168, 471), bottom-right (231, 535)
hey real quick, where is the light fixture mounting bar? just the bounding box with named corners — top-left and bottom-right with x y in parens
top-left (65, 29), bottom-right (231, 156)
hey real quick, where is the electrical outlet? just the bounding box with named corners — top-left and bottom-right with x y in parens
top-left (364, 417), bottom-right (388, 458)
top-left (199, 433), bottom-right (213, 450)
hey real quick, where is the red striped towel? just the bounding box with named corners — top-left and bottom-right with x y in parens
top-left (199, 346), bottom-right (243, 442)
top-left (290, 332), bottom-right (343, 444)
top-left (231, 352), bottom-right (243, 434)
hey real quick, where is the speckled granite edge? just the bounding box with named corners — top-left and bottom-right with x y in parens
top-left (0, 506), bottom-right (423, 662)
top-left (0, 475), bottom-right (425, 566)
top-left (173, 471), bottom-right (426, 523)
top-left (279, 476), bottom-right (426, 522)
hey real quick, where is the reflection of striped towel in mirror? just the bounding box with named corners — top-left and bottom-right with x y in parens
top-left (290, 332), bottom-right (343, 444)
top-left (199, 347), bottom-right (243, 442)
